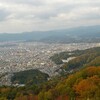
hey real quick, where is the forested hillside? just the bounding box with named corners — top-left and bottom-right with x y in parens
top-left (50, 47), bottom-right (100, 70)
top-left (0, 66), bottom-right (100, 100)
top-left (38, 67), bottom-right (100, 100)
top-left (11, 69), bottom-right (49, 85)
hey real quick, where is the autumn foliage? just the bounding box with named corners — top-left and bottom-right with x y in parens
top-left (0, 66), bottom-right (100, 100)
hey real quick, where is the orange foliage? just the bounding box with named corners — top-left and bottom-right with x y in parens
top-left (85, 66), bottom-right (100, 76)
top-left (74, 75), bottom-right (100, 97)
top-left (56, 95), bottom-right (69, 100)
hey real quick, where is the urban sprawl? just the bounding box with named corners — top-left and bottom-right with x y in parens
top-left (0, 42), bottom-right (100, 86)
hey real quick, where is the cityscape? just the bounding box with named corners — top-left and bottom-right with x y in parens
top-left (0, 42), bottom-right (100, 86)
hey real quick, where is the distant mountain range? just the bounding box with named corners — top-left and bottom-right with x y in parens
top-left (0, 25), bottom-right (100, 43)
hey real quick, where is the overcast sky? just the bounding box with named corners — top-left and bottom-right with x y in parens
top-left (0, 0), bottom-right (100, 33)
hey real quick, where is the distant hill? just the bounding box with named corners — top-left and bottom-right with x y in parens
top-left (0, 25), bottom-right (100, 43)
top-left (11, 69), bottom-right (49, 85)
top-left (50, 47), bottom-right (100, 74)
top-left (40, 25), bottom-right (100, 43)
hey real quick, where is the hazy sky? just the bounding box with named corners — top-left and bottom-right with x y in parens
top-left (0, 0), bottom-right (100, 33)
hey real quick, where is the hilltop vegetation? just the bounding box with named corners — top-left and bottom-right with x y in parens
top-left (11, 69), bottom-right (49, 85)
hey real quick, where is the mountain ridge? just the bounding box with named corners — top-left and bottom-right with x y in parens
top-left (0, 25), bottom-right (100, 43)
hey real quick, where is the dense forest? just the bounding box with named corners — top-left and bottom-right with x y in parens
top-left (11, 69), bottom-right (49, 85)
top-left (0, 47), bottom-right (100, 100)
